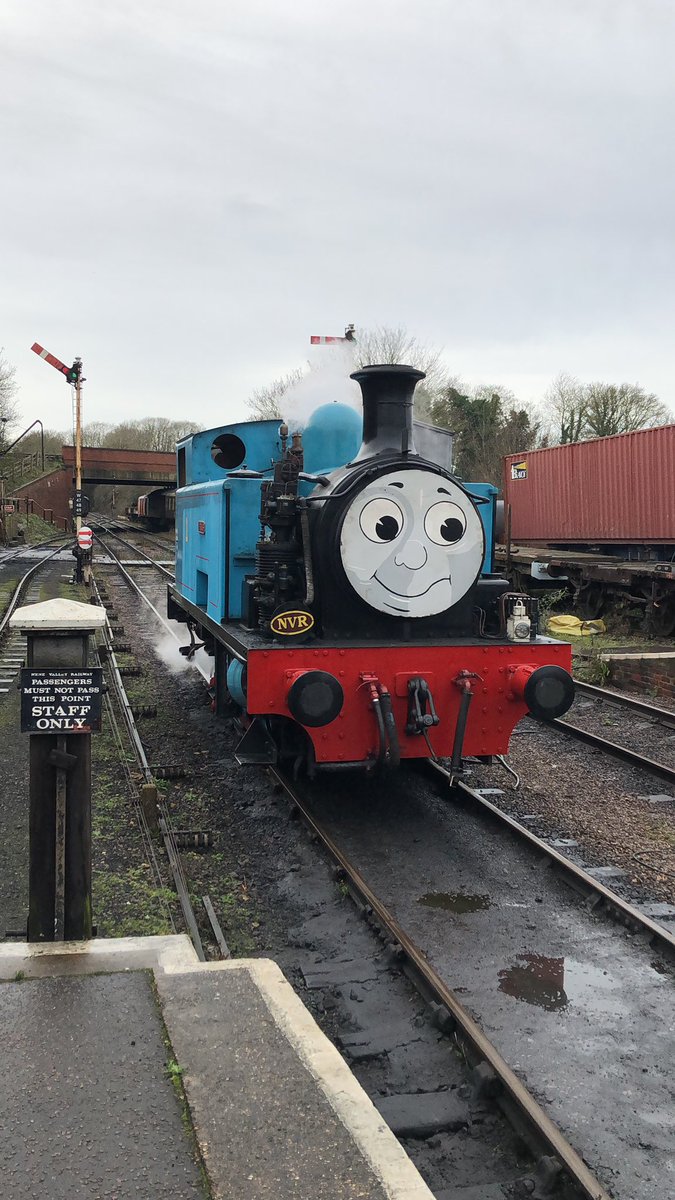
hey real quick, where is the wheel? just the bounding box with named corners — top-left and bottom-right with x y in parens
top-left (576, 583), bottom-right (605, 620)
top-left (649, 595), bottom-right (675, 637)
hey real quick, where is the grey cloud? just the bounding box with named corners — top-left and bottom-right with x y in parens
top-left (1, 0), bottom-right (674, 433)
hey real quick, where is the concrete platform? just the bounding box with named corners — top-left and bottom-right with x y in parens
top-left (0, 936), bottom-right (433, 1199)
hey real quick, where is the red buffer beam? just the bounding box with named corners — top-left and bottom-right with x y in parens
top-left (31, 343), bottom-right (70, 379)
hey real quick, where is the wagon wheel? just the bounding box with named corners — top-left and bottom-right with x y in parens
top-left (649, 595), bottom-right (675, 638)
top-left (576, 583), bottom-right (605, 620)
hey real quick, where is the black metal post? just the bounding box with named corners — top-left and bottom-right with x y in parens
top-left (0, 419), bottom-right (45, 473)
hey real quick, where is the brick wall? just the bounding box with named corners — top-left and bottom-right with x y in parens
top-left (602, 653), bottom-right (675, 700)
top-left (11, 468), bottom-right (72, 525)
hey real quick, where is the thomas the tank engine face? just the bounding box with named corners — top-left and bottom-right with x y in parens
top-left (339, 468), bottom-right (485, 618)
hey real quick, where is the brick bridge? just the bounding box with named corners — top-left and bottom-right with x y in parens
top-left (10, 445), bottom-right (176, 524)
top-left (61, 445), bottom-right (175, 486)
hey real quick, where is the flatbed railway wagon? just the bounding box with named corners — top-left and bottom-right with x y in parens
top-left (500, 424), bottom-right (675, 634)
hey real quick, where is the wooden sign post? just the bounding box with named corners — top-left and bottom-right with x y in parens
top-left (10, 598), bottom-right (106, 942)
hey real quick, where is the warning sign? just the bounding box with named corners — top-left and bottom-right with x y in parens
top-left (20, 668), bottom-right (103, 733)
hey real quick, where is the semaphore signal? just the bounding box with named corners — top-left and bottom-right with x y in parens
top-left (31, 343), bottom-right (81, 384)
top-left (310, 324), bottom-right (356, 345)
top-left (31, 341), bottom-right (85, 531)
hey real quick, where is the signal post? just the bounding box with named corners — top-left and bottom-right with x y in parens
top-left (73, 523), bottom-right (94, 587)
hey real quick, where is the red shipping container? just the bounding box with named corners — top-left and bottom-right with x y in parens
top-left (503, 424), bottom-right (675, 545)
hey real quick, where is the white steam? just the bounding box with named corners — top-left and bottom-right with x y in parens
top-left (282, 344), bottom-right (362, 431)
top-left (154, 624), bottom-right (214, 679)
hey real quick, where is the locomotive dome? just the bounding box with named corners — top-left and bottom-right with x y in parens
top-left (301, 402), bottom-right (362, 476)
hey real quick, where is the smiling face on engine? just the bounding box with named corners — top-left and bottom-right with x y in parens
top-left (339, 468), bottom-right (485, 617)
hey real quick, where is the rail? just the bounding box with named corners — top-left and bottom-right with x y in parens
top-left (547, 713), bottom-right (675, 788)
top-left (426, 763), bottom-right (675, 954)
top-left (270, 765), bottom-right (611, 1200)
top-left (573, 679), bottom-right (675, 729)
top-left (90, 519), bottom-right (174, 581)
top-left (91, 545), bottom-right (207, 960)
top-left (0, 542), bottom-right (70, 640)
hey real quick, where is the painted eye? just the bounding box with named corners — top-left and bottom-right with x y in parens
top-left (359, 498), bottom-right (404, 543)
top-left (424, 501), bottom-right (466, 546)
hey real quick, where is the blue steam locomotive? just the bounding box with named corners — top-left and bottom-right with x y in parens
top-left (168, 366), bottom-right (573, 773)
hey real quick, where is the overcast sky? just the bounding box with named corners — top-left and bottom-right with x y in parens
top-left (2, 0), bottom-right (674, 436)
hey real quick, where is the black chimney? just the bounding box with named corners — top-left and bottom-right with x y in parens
top-left (351, 364), bottom-right (425, 461)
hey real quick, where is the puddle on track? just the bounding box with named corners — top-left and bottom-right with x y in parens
top-left (498, 952), bottom-right (634, 1015)
top-left (418, 891), bottom-right (492, 913)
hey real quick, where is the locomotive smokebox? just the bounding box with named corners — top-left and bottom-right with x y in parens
top-left (351, 363), bottom-right (425, 460)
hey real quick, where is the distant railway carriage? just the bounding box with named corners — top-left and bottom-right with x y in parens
top-left (126, 487), bottom-right (176, 531)
top-left (167, 365), bottom-right (574, 776)
top-left (502, 425), bottom-right (675, 634)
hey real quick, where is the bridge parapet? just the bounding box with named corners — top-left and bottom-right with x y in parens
top-left (61, 445), bottom-right (176, 486)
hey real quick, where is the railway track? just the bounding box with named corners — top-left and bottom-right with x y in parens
top-left (282, 762), bottom-right (672, 1200)
top-left (572, 679), bottom-right (675, 728)
top-left (548, 711), bottom-right (675, 787)
top-left (91, 528), bottom-right (672, 1197)
top-left (90, 573), bottom-right (206, 960)
top-left (273, 766), bottom-right (615, 1200)
top-left (90, 534), bottom-right (226, 961)
top-left (0, 532), bottom-right (70, 569)
top-left (90, 519), bottom-right (175, 581)
top-left (539, 679), bottom-right (675, 788)
top-left (0, 540), bottom-right (71, 641)
top-left (90, 513), bottom-right (175, 556)
top-left (427, 765), bottom-right (674, 953)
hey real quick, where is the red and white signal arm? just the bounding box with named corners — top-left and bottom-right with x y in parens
top-left (77, 526), bottom-right (93, 549)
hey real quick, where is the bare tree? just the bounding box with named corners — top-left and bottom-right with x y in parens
top-left (121, 417), bottom-right (202, 452)
top-left (248, 366), bottom-right (306, 420)
top-left (352, 326), bottom-right (454, 417)
top-left (584, 381), bottom-right (670, 438)
top-left (246, 326), bottom-right (451, 420)
top-left (543, 372), bottom-right (587, 444)
top-left (81, 420), bottom-right (113, 447)
top-left (0, 349), bottom-right (19, 431)
top-left (353, 326), bottom-right (449, 395)
top-left (543, 373), bottom-right (671, 443)
top-left (80, 417), bottom-right (201, 450)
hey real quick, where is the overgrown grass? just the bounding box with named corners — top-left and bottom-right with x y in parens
top-left (0, 578), bottom-right (18, 618)
top-left (93, 867), bottom-right (175, 938)
top-left (90, 708), bottom-right (177, 937)
top-left (19, 513), bottom-right (66, 544)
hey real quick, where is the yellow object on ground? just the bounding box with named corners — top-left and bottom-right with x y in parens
top-left (547, 614), bottom-right (606, 637)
